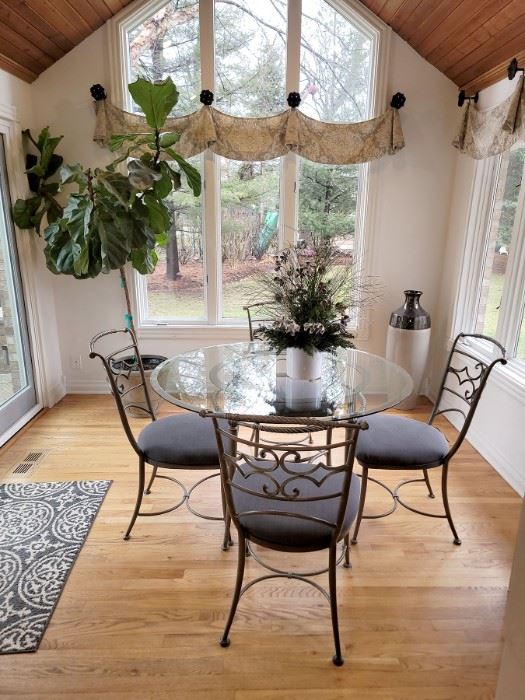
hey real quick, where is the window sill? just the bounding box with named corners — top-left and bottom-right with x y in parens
top-left (138, 323), bottom-right (363, 342)
top-left (137, 324), bottom-right (250, 341)
top-left (492, 358), bottom-right (525, 403)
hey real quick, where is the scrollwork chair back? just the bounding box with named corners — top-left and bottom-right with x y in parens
top-left (429, 333), bottom-right (507, 460)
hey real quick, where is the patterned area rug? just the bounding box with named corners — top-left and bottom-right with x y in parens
top-left (0, 480), bottom-right (111, 654)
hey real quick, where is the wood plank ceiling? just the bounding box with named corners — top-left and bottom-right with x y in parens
top-left (0, 0), bottom-right (135, 83)
top-left (360, 0), bottom-right (525, 93)
top-left (0, 0), bottom-right (522, 94)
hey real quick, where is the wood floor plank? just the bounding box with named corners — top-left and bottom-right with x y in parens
top-left (0, 395), bottom-right (521, 699)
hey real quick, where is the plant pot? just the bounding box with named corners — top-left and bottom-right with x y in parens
top-left (286, 347), bottom-right (322, 380)
top-left (110, 354), bottom-right (167, 418)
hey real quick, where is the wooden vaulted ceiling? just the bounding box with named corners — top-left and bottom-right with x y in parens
top-left (360, 0), bottom-right (525, 93)
top-left (0, 0), bottom-right (523, 94)
top-left (0, 0), bottom-right (135, 83)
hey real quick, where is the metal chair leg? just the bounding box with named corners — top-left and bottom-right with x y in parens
top-left (124, 456), bottom-right (146, 541)
top-left (220, 533), bottom-right (247, 647)
top-left (442, 462), bottom-right (461, 545)
top-left (145, 465), bottom-right (158, 495)
top-left (343, 533), bottom-right (351, 568)
top-left (351, 468), bottom-right (368, 544)
top-left (328, 543), bottom-right (344, 666)
top-left (220, 478), bottom-right (233, 551)
top-left (423, 468), bottom-right (435, 498)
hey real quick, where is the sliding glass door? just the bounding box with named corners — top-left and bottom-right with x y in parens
top-left (0, 135), bottom-right (37, 435)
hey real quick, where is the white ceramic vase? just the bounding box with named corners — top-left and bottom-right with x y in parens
top-left (286, 347), bottom-right (322, 380)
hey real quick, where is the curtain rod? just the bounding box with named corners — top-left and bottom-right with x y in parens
top-left (89, 84), bottom-right (406, 110)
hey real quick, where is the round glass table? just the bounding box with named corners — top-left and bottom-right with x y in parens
top-left (151, 342), bottom-right (413, 420)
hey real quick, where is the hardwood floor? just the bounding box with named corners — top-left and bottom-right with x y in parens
top-left (0, 395), bottom-right (521, 699)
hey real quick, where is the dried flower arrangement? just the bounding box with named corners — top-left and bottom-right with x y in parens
top-left (253, 237), bottom-right (380, 356)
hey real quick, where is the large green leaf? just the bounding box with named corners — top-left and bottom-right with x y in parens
top-left (44, 222), bottom-right (75, 276)
top-left (127, 159), bottom-right (162, 190)
top-left (128, 77), bottom-right (179, 130)
top-left (143, 193), bottom-right (172, 235)
top-left (44, 154), bottom-right (63, 179)
top-left (95, 209), bottom-right (132, 272)
top-left (165, 147), bottom-right (201, 196)
top-left (159, 131), bottom-right (180, 148)
top-left (154, 162), bottom-right (173, 199)
top-left (129, 246), bottom-right (158, 275)
top-left (62, 195), bottom-right (93, 245)
top-left (35, 127), bottom-right (63, 175)
top-left (45, 197), bottom-right (63, 225)
top-left (13, 197), bottom-right (40, 229)
top-left (96, 170), bottom-right (135, 207)
top-left (60, 163), bottom-right (88, 191)
top-left (163, 163), bottom-right (181, 191)
top-left (108, 133), bottom-right (148, 152)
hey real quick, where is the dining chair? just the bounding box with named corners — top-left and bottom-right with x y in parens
top-left (89, 328), bottom-right (232, 548)
top-left (209, 413), bottom-right (368, 666)
top-left (351, 333), bottom-right (507, 545)
top-left (243, 301), bottom-right (275, 341)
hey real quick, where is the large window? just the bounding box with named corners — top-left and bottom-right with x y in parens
top-left (456, 142), bottom-right (525, 367)
top-left (120, 0), bottom-right (382, 327)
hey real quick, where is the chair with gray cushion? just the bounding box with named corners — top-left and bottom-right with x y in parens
top-left (351, 333), bottom-right (506, 545)
top-left (89, 328), bottom-right (231, 548)
top-left (210, 414), bottom-right (367, 666)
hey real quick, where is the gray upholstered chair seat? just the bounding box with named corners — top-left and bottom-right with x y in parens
top-left (356, 414), bottom-right (449, 469)
top-left (138, 414), bottom-right (226, 466)
top-left (231, 462), bottom-right (361, 550)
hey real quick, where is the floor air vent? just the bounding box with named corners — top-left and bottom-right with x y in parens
top-left (9, 450), bottom-right (48, 478)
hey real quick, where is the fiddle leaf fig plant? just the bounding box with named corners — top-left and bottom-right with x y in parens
top-left (12, 77), bottom-right (201, 333)
top-left (12, 128), bottom-right (63, 232)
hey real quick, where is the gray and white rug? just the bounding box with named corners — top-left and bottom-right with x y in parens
top-left (0, 480), bottom-right (111, 654)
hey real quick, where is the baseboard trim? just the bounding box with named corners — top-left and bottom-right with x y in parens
top-left (66, 379), bottom-right (110, 394)
top-left (46, 380), bottom-right (66, 407)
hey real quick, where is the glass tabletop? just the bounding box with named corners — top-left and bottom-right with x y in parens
top-left (151, 342), bottom-right (413, 420)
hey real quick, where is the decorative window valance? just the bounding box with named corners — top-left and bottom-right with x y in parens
top-left (453, 76), bottom-right (525, 160)
top-left (93, 98), bottom-right (405, 165)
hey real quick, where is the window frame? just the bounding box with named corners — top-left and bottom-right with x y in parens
top-left (108, 0), bottom-right (390, 335)
top-left (453, 147), bottom-right (525, 385)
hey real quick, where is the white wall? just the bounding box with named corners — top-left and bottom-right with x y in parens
top-left (433, 75), bottom-right (525, 496)
top-left (0, 68), bottom-right (64, 410)
top-left (29, 24), bottom-right (459, 393)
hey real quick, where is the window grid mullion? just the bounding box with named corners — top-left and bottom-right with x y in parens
top-left (280, 0), bottom-right (301, 247)
top-left (200, 0), bottom-right (219, 325)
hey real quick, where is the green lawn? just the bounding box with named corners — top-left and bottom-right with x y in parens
top-left (481, 273), bottom-right (503, 339)
top-left (482, 272), bottom-right (525, 359)
top-left (148, 277), bottom-right (261, 321)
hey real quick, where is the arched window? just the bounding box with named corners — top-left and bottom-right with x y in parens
top-left (113, 0), bottom-right (387, 328)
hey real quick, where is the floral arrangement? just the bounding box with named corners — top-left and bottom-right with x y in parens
top-left (254, 237), bottom-right (378, 356)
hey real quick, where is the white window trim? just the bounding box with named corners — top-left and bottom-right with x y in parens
top-left (452, 150), bottom-right (525, 394)
top-left (0, 103), bottom-right (47, 418)
top-left (107, 0), bottom-right (391, 338)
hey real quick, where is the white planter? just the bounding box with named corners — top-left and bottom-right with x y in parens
top-left (286, 347), bottom-right (322, 380)
top-left (386, 326), bottom-right (431, 410)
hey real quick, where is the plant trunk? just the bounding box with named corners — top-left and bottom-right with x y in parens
top-left (119, 266), bottom-right (137, 337)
